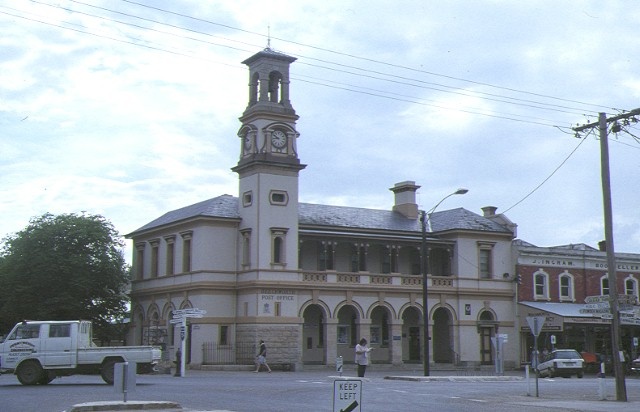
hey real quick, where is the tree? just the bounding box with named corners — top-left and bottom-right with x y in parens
top-left (0, 213), bottom-right (130, 334)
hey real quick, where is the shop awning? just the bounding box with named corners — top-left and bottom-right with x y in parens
top-left (519, 301), bottom-right (610, 332)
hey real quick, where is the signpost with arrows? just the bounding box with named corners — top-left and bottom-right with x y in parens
top-left (580, 295), bottom-right (640, 324)
top-left (170, 308), bottom-right (206, 377)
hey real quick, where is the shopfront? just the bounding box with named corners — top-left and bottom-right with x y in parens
top-left (519, 302), bottom-right (640, 365)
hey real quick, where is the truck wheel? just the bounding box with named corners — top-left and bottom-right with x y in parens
top-left (101, 359), bottom-right (117, 385)
top-left (16, 360), bottom-right (44, 386)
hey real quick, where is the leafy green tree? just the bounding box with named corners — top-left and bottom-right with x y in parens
top-left (0, 213), bottom-right (130, 334)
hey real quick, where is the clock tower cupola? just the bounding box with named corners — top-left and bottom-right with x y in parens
top-left (232, 48), bottom-right (305, 271)
top-left (234, 48), bottom-right (303, 166)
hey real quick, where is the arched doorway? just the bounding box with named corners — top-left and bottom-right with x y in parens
top-left (478, 311), bottom-right (496, 365)
top-left (401, 306), bottom-right (421, 362)
top-left (370, 306), bottom-right (392, 363)
top-left (302, 304), bottom-right (327, 364)
top-left (433, 307), bottom-right (453, 363)
top-left (336, 305), bottom-right (359, 362)
top-left (134, 310), bottom-right (144, 345)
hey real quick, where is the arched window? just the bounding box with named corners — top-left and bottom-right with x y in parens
top-left (559, 271), bottom-right (574, 301)
top-left (268, 71), bottom-right (283, 102)
top-left (270, 228), bottom-right (288, 266)
top-left (625, 276), bottom-right (638, 300)
top-left (241, 229), bottom-right (251, 267)
top-left (533, 270), bottom-right (550, 300)
top-left (273, 237), bottom-right (283, 263)
top-left (249, 72), bottom-right (259, 105)
top-left (601, 275), bottom-right (609, 296)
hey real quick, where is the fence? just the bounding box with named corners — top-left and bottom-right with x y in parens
top-left (202, 342), bottom-right (256, 365)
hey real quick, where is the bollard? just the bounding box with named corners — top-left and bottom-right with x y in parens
top-left (598, 362), bottom-right (606, 400)
top-left (336, 356), bottom-right (343, 377)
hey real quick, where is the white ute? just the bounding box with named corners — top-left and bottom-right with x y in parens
top-left (0, 320), bottom-right (161, 385)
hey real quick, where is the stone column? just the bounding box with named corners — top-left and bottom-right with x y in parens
top-left (326, 318), bottom-right (339, 366)
top-left (390, 320), bottom-right (403, 365)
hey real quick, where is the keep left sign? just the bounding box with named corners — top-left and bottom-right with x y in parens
top-left (333, 379), bottom-right (362, 412)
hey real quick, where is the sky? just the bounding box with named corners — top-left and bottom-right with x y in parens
top-left (1, 0), bottom-right (640, 262)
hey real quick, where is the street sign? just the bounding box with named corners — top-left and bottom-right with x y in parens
top-left (618, 294), bottom-right (638, 304)
top-left (585, 294), bottom-right (638, 305)
top-left (171, 307), bottom-right (206, 379)
top-left (333, 379), bottom-right (362, 412)
top-left (526, 316), bottom-right (545, 337)
top-left (173, 313), bottom-right (203, 319)
top-left (585, 295), bottom-right (609, 303)
top-left (173, 309), bottom-right (206, 316)
top-left (579, 308), bottom-right (612, 314)
top-left (585, 302), bottom-right (609, 310)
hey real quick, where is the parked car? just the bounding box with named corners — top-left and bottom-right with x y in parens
top-left (537, 349), bottom-right (584, 378)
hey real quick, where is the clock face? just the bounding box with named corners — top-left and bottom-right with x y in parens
top-left (271, 130), bottom-right (287, 148)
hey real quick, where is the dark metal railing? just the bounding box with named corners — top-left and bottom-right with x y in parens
top-left (202, 342), bottom-right (256, 365)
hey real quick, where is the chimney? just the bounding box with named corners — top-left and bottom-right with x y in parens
top-left (481, 206), bottom-right (498, 217)
top-left (598, 240), bottom-right (607, 251)
top-left (390, 181), bottom-right (421, 219)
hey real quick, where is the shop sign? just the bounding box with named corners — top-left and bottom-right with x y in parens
top-left (520, 309), bottom-right (563, 331)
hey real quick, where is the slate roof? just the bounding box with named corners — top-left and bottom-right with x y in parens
top-left (128, 195), bottom-right (513, 237)
top-left (129, 195), bottom-right (239, 235)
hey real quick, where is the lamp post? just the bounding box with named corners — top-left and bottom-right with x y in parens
top-left (421, 188), bottom-right (468, 376)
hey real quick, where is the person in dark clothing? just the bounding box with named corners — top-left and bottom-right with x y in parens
top-left (254, 340), bottom-right (272, 373)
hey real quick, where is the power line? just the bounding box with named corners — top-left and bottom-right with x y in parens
top-left (4, 1), bottom-right (630, 132)
top-left (18, 0), bottom-right (609, 125)
top-left (294, 76), bottom-right (563, 127)
top-left (9, 3), bottom-right (559, 127)
top-left (117, 0), bottom-right (617, 113)
top-left (53, 1), bottom-right (588, 116)
top-left (502, 130), bottom-right (592, 214)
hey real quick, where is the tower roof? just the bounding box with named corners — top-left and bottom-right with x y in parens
top-left (241, 48), bottom-right (297, 65)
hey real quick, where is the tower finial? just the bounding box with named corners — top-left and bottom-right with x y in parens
top-left (266, 25), bottom-right (271, 50)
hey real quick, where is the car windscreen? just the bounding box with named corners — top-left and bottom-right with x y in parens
top-left (555, 351), bottom-right (581, 359)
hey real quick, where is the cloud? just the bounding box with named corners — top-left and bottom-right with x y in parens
top-left (1, 0), bottom-right (640, 261)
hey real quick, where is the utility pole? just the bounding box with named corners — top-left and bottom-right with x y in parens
top-left (573, 108), bottom-right (640, 402)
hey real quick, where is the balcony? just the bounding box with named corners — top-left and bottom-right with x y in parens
top-left (299, 270), bottom-right (514, 293)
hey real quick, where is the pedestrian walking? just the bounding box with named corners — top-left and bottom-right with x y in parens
top-left (355, 338), bottom-right (373, 377)
top-left (254, 340), bottom-right (272, 373)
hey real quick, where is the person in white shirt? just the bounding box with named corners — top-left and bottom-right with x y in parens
top-left (355, 338), bottom-right (373, 377)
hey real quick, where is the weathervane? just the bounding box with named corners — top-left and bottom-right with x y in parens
top-left (266, 25), bottom-right (271, 50)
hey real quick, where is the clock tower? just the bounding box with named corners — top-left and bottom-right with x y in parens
top-left (232, 48), bottom-right (306, 274)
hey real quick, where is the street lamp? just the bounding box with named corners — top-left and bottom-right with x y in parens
top-left (421, 188), bottom-right (468, 376)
